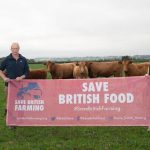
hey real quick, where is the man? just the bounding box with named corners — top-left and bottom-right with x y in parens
top-left (0, 42), bottom-right (29, 128)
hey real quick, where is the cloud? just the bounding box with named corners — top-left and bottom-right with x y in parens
top-left (0, 0), bottom-right (150, 58)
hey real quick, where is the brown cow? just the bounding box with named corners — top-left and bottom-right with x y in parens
top-left (45, 61), bottom-right (76, 79)
top-left (73, 62), bottom-right (89, 79)
top-left (28, 69), bottom-right (47, 79)
top-left (86, 61), bottom-right (123, 78)
top-left (121, 58), bottom-right (150, 76)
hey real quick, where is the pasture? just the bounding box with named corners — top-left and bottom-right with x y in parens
top-left (0, 64), bottom-right (150, 150)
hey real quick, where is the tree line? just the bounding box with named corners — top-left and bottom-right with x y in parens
top-left (0, 55), bottom-right (150, 64)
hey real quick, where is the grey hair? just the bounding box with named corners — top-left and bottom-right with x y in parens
top-left (11, 42), bottom-right (20, 49)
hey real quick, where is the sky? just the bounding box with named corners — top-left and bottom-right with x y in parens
top-left (0, 0), bottom-right (150, 58)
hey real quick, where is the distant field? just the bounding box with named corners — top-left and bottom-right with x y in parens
top-left (0, 64), bottom-right (150, 150)
top-left (29, 63), bottom-right (46, 69)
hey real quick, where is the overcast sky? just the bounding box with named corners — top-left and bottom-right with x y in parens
top-left (0, 0), bottom-right (150, 58)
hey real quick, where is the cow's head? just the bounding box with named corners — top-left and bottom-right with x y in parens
top-left (44, 61), bottom-right (54, 72)
top-left (121, 56), bottom-right (132, 73)
top-left (78, 62), bottom-right (87, 73)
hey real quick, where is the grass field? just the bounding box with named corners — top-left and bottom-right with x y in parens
top-left (0, 64), bottom-right (150, 150)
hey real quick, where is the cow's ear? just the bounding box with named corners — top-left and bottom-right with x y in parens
top-left (129, 60), bottom-right (132, 64)
top-left (76, 62), bottom-right (79, 66)
top-left (118, 61), bottom-right (122, 64)
top-left (48, 61), bottom-right (53, 64)
top-left (85, 61), bottom-right (92, 66)
top-left (43, 62), bottom-right (46, 65)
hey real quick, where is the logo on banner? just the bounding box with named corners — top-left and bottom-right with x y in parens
top-left (15, 82), bottom-right (44, 111)
top-left (17, 82), bottom-right (42, 99)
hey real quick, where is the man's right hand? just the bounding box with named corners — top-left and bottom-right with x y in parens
top-left (4, 77), bottom-right (10, 82)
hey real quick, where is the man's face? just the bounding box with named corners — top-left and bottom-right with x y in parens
top-left (11, 43), bottom-right (20, 55)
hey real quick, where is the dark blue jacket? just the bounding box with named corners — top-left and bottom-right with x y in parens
top-left (0, 54), bottom-right (29, 79)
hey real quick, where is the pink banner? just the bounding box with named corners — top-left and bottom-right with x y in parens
top-left (7, 76), bottom-right (150, 126)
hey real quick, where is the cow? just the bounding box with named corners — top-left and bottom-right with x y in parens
top-left (73, 62), bottom-right (89, 79)
top-left (28, 69), bottom-right (48, 79)
top-left (121, 57), bottom-right (150, 76)
top-left (44, 61), bottom-right (76, 79)
top-left (86, 61), bottom-right (123, 78)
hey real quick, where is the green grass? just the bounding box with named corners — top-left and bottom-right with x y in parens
top-left (0, 64), bottom-right (150, 150)
top-left (29, 63), bottom-right (46, 69)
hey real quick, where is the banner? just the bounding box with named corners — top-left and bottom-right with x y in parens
top-left (7, 76), bottom-right (150, 126)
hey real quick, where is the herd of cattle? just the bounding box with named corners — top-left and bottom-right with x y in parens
top-left (27, 57), bottom-right (150, 79)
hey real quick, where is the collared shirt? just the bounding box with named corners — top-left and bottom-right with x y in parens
top-left (0, 53), bottom-right (29, 79)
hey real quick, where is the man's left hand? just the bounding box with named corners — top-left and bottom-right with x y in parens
top-left (16, 74), bottom-right (26, 81)
top-left (16, 77), bottom-right (23, 81)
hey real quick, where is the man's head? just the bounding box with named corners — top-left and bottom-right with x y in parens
top-left (10, 42), bottom-right (20, 55)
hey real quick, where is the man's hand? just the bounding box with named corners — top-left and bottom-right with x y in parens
top-left (4, 77), bottom-right (10, 82)
top-left (16, 75), bottom-right (25, 81)
top-left (16, 77), bottom-right (23, 81)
